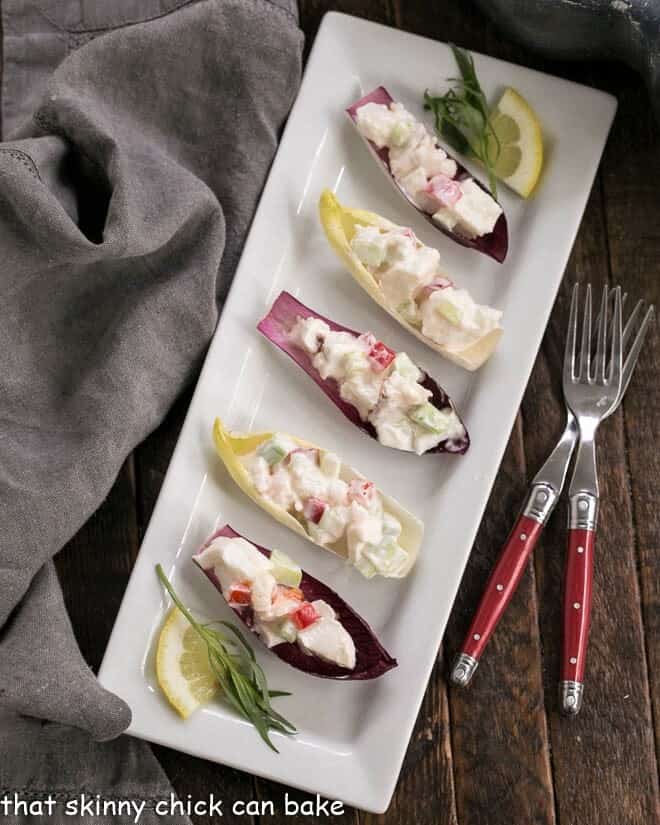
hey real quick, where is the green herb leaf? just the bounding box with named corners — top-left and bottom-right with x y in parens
top-left (155, 564), bottom-right (296, 752)
top-left (424, 45), bottom-right (500, 196)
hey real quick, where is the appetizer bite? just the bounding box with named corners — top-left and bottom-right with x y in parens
top-left (347, 86), bottom-right (508, 261)
top-left (213, 418), bottom-right (423, 579)
top-left (194, 525), bottom-right (397, 679)
top-left (319, 190), bottom-right (503, 371)
top-left (258, 291), bottom-right (469, 455)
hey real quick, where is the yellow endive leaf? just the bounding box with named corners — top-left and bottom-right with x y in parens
top-left (318, 189), bottom-right (502, 371)
top-left (213, 418), bottom-right (423, 578)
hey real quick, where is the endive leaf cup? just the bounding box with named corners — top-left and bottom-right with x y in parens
top-left (346, 86), bottom-right (508, 262)
top-left (319, 189), bottom-right (502, 371)
top-left (257, 291), bottom-right (470, 454)
top-left (212, 418), bottom-right (423, 578)
top-left (194, 525), bottom-right (398, 680)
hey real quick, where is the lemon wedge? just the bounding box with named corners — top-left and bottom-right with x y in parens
top-left (488, 88), bottom-right (543, 198)
top-left (156, 606), bottom-right (218, 719)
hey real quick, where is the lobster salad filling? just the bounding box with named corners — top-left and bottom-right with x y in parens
top-left (355, 100), bottom-right (502, 239)
top-left (196, 536), bottom-right (356, 669)
top-left (240, 437), bottom-right (408, 578)
top-left (349, 223), bottom-right (502, 349)
top-left (288, 317), bottom-right (465, 454)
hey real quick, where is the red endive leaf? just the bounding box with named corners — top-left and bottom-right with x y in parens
top-left (346, 86), bottom-right (508, 263)
top-left (193, 525), bottom-right (397, 680)
top-left (257, 291), bottom-right (469, 454)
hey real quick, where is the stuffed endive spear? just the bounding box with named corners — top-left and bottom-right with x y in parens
top-left (194, 525), bottom-right (397, 679)
top-left (213, 418), bottom-right (423, 579)
top-left (319, 190), bottom-right (503, 371)
top-left (258, 291), bottom-right (469, 455)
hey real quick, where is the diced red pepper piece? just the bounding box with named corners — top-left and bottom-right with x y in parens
top-left (303, 496), bottom-right (327, 524)
top-left (348, 479), bottom-right (376, 507)
top-left (227, 581), bottom-right (251, 605)
top-left (425, 174), bottom-right (462, 207)
top-left (292, 602), bottom-right (320, 629)
top-left (368, 341), bottom-right (395, 372)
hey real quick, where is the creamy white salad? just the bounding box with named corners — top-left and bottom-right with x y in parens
top-left (197, 536), bottom-right (355, 669)
top-left (288, 317), bottom-right (464, 454)
top-left (240, 437), bottom-right (408, 578)
top-left (355, 101), bottom-right (502, 239)
top-left (349, 223), bottom-right (501, 351)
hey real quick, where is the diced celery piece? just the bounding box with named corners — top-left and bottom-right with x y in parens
top-left (270, 549), bottom-right (302, 588)
top-left (437, 298), bottom-right (462, 326)
top-left (375, 415), bottom-right (415, 452)
top-left (352, 236), bottom-right (386, 268)
top-left (389, 121), bottom-right (412, 147)
top-left (343, 351), bottom-right (369, 377)
top-left (318, 505), bottom-right (348, 538)
top-left (320, 451), bottom-right (342, 478)
top-left (396, 300), bottom-right (421, 328)
top-left (365, 538), bottom-right (408, 575)
top-left (392, 352), bottom-right (421, 382)
top-left (409, 403), bottom-right (450, 434)
top-left (257, 435), bottom-right (289, 465)
top-left (354, 555), bottom-right (378, 579)
top-left (278, 618), bottom-right (298, 643)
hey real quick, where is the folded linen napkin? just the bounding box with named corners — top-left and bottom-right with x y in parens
top-left (0, 0), bottom-right (302, 817)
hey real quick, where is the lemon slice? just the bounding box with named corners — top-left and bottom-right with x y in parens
top-left (156, 607), bottom-right (219, 719)
top-left (488, 88), bottom-right (543, 198)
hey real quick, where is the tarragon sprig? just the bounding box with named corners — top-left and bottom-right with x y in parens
top-left (156, 564), bottom-right (296, 751)
top-left (424, 45), bottom-right (500, 196)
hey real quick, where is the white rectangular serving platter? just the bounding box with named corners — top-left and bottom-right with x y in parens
top-left (99, 12), bottom-right (616, 814)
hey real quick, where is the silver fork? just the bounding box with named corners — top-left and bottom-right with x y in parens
top-left (450, 288), bottom-right (653, 693)
top-left (559, 284), bottom-right (623, 714)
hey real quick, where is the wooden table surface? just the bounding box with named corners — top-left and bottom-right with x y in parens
top-left (56, 2), bottom-right (659, 823)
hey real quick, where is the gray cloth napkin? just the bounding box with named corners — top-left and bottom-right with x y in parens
top-left (0, 0), bottom-right (302, 817)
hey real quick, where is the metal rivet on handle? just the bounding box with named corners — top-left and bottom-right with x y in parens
top-left (520, 533), bottom-right (527, 541)
top-left (473, 633), bottom-right (481, 641)
top-left (577, 546), bottom-right (585, 554)
top-left (570, 657), bottom-right (577, 664)
top-left (574, 602), bottom-right (581, 609)
top-left (496, 584), bottom-right (504, 591)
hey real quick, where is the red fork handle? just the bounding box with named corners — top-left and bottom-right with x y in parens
top-left (560, 528), bottom-right (595, 714)
top-left (450, 515), bottom-right (544, 686)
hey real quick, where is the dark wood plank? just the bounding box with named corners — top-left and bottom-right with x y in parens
top-left (55, 458), bottom-right (139, 671)
top-left (522, 147), bottom-right (659, 824)
top-left (362, 656), bottom-right (458, 825)
top-left (395, 5), bottom-right (659, 821)
top-left (253, 782), bottom-right (361, 825)
top-left (134, 390), bottom-right (191, 542)
top-left (444, 417), bottom-right (556, 825)
top-left (599, 63), bottom-right (660, 759)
